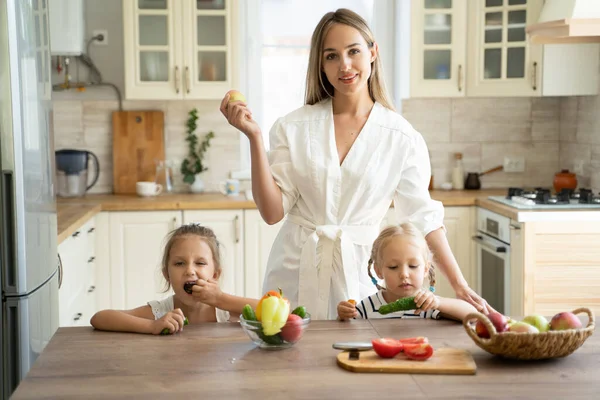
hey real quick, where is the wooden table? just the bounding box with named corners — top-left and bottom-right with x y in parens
top-left (12, 318), bottom-right (598, 399)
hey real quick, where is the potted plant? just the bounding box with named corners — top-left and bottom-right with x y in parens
top-left (180, 108), bottom-right (214, 193)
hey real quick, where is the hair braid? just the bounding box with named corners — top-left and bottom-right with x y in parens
top-left (367, 258), bottom-right (385, 290)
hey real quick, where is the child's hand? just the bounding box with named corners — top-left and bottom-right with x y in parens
top-left (152, 308), bottom-right (186, 335)
top-left (414, 289), bottom-right (440, 312)
top-left (191, 278), bottom-right (222, 306)
top-left (337, 300), bottom-right (358, 321)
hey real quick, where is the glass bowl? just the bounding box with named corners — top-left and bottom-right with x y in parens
top-left (239, 313), bottom-right (311, 350)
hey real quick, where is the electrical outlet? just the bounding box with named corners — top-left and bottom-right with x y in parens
top-left (573, 160), bottom-right (585, 176)
top-left (503, 156), bottom-right (525, 173)
top-left (92, 29), bottom-right (108, 46)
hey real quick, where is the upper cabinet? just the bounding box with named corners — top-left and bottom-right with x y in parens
top-left (410, 0), bottom-right (599, 97)
top-left (411, 0), bottom-right (467, 97)
top-left (123, 0), bottom-right (237, 100)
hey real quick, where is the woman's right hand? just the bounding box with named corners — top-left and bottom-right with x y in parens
top-left (337, 301), bottom-right (358, 321)
top-left (151, 308), bottom-right (186, 335)
top-left (220, 92), bottom-right (261, 140)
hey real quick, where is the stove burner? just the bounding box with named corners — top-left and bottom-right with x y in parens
top-left (506, 187), bottom-right (600, 205)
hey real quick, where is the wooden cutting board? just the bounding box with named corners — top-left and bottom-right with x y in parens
top-left (112, 111), bottom-right (165, 194)
top-left (337, 348), bottom-right (476, 375)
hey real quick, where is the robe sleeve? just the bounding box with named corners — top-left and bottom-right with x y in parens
top-left (267, 118), bottom-right (299, 215)
top-left (393, 130), bottom-right (445, 236)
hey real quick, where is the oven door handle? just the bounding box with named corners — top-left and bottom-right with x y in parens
top-left (472, 235), bottom-right (507, 253)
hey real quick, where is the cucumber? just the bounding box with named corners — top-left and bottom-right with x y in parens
top-left (260, 332), bottom-right (284, 345)
top-left (291, 306), bottom-right (307, 319)
top-left (378, 296), bottom-right (417, 315)
top-left (242, 304), bottom-right (257, 321)
top-left (160, 317), bottom-right (189, 335)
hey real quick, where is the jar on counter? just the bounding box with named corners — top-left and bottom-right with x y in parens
top-left (452, 152), bottom-right (465, 190)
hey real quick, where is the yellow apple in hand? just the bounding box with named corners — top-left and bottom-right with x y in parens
top-left (227, 90), bottom-right (246, 104)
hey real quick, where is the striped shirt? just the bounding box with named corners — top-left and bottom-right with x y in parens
top-left (355, 290), bottom-right (441, 320)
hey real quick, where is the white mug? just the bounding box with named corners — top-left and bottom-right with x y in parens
top-left (219, 179), bottom-right (240, 196)
top-left (136, 181), bottom-right (163, 197)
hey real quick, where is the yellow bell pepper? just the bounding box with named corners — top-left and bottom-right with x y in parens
top-left (259, 291), bottom-right (290, 336)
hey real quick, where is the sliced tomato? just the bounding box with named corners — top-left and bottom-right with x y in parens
top-left (372, 338), bottom-right (403, 358)
top-left (398, 337), bottom-right (429, 346)
top-left (403, 343), bottom-right (434, 361)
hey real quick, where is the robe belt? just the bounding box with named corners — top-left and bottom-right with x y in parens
top-left (286, 214), bottom-right (380, 319)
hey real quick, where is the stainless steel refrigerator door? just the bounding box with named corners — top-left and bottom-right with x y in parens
top-left (2, 269), bottom-right (59, 399)
top-left (0, 0), bottom-right (57, 296)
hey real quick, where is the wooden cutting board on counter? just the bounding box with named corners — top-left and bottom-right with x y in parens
top-left (337, 348), bottom-right (476, 375)
top-left (112, 110), bottom-right (165, 194)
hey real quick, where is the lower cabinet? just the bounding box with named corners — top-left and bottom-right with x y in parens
top-left (182, 210), bottom-right (245, 298)
top-left (108, 211), bottom-right (182, 310)
top-left (58, 217), bottom-right (96, 327)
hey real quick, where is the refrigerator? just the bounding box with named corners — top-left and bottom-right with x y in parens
top-left (1, 1), bottom-right (59, 398)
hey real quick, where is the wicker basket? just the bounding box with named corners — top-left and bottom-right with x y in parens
top-left (463, 307), bottom-right (595, 360)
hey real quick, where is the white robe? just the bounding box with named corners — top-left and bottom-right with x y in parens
top-left (264, 99), bottom-right (445, 320)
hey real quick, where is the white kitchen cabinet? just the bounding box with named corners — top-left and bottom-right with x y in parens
top-left (109, 211), bottom-right (182, 310)
top-left (183, 210), bottom-right (244, 297)
top-left (123, 0), bottom-right (238, 100)
top-left (243, 210), bottom-right (284, 299)
top-left (383, 206), bottom-right (474, 299)
top-left (410, 0), bottom-right (468, 97)
top-left (409, 0), bottom-right (598, 97)
top-left (58, 217), bottom-right (97, 327)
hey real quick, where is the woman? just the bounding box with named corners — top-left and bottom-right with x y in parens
top-left (220, 8), bottom-right (490, 319)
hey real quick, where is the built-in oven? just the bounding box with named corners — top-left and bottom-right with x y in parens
top-left (473, 208), bottom-right (511, 314)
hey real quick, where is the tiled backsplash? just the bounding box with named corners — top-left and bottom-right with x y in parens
top-left (53, 92), bottom-right (600, 193)
top-left (53, 99), bottom-right (239, 193)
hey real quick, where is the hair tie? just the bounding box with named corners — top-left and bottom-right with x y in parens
top-left (429, 286), bottom-right (435, 293)
top-left (371, 277), bottom-right (378, 287)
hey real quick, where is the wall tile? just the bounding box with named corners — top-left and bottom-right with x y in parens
top-left (559, 97), bottom-right (578, 143)
top-left (531, 98), bottom-right (560, 142)
top-left (401, 99), bottom-right (451, 144)
top-left (451, 98), bottom-right (532, 142)
top-left (53, 101), bottom-right (84, 148)
top-left (576, 95), bottom-right (600, 144)
top-left (427, 142), bottom-right (480, 187)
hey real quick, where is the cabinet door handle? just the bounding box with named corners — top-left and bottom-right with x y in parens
top-left (174, 66), bottom-right (180, 94)
top-left (87, 227), bottom-right (95, 233)
top-left (531, 62), bottom-right (538, 91)
top-left (185, 66), bottom-right (190, 94)
top-left (457, 64), bottom-right (463, 92)
top-left (73, 312), bottom-right (82, 321)
top-left (88, 256), bottom-right (95, 263)
top-left (72, 231), bottom-right (80, 238)
top-left (88, 285), bottom-right (96, 293)
top-left (58, 253), bottom-right (63, 289)
top-left (234, 215), bottom-right (240, 243)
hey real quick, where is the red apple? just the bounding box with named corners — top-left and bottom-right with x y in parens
top-left (475, 312), bottom-right (509, 338)
top-left (549, 312), bottom-right (582, 331)
top-left (280, 314), bottom-right (304, 343)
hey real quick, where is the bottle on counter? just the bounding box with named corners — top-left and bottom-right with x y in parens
top-left (452, 152), bottom-right (465, 190)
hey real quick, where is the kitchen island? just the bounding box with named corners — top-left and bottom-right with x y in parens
top-left (11, 318), bottom-right (598, 399)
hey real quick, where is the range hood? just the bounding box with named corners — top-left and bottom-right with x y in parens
top-left (526, 0), bottom-right (600, 44)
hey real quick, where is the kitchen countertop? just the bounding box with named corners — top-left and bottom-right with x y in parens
top-left (11, 318), bottom-right (598, 399)
top-left (56, 190), bottom-right (506, 243)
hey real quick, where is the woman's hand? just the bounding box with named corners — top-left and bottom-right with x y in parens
top-left (191, 278), bottom-right (222, 307)
top-left (152, 308), bottom-right (186, 335)
top-left (337, 301), bottom-right (358, 321)
top-left (414, 289), bottom-right (440, 312)
top-left (454, 285), bottom-right (494, 314)
top-left (220, 93), bottom-right (261, 140)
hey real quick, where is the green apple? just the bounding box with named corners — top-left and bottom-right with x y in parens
top-left (522, 314), bottom-right (550, 332)
top-left (227, 90), bottom-right (246, 103)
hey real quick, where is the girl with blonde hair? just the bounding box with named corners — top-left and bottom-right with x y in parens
top-left (220, 8), bottom-right (489, 320)
top-left (337, 223), bottom-right (477, 320)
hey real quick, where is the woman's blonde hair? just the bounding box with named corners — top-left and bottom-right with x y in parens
top-left (367, 222), bottom-right (435, 291)
top-left (160, 224), bottom-right (222, 291)
top-left (304, 8), bottom-right (395, 110)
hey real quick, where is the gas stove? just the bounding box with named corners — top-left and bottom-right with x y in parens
top-left (489, 187), bottom-right (600, 209)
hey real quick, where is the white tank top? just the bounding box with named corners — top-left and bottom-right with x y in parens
top-left (147, 295), bottom-right (230, 322)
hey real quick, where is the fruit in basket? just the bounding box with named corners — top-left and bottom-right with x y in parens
top-left (508, 321), bottom-right (540, 333)
top-left (522, 314), bottom-right (550, 332)
top-left (475, 312), bottom-right (509, 338)
top-left (280, 314), bottom-right (304, 343)
top-left (550, 311), bottom-right (582, 331)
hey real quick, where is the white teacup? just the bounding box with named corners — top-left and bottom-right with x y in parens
top-left (219, 179), bottom-right (240, 196)
top-left (136, 181), bottom-right (163, 197)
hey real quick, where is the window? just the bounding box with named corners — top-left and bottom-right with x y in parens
top-left (238, 0), bottom-right (396, 174)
